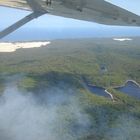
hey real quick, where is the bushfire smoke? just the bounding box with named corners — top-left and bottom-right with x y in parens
top-left (0, 75), bottom-right (91, 140)
top-left (0, 75), bottom-right (140, 140)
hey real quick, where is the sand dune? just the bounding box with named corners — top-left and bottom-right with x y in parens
top-left (113, 38), bottom-right (132, 41)
top-left (0, 42), bottom-right (51, 52)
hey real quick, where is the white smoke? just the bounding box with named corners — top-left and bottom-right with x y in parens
top-left (0, 75), bottom-right (140, 140)
top-left (106, 115), bottom-right (140, 140)
top-left (0, 76), bottom-right (91, 140)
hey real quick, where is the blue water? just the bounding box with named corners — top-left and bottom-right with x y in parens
top-left (87, 85), bottom-right (111, 98)
top-left (1, 6), bottom-right (140, 41)
top-left (88, 81), bottom-right (140, 99)
top-left (115, 81), bottom-right (140, 99)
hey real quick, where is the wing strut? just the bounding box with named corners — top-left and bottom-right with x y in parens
top-left (0, 12), bottom-right (46, 39)
top-left (0, 0), bottom-right (47, 39)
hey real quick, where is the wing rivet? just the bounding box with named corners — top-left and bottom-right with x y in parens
top-left (46, 0), bottom-right (52, 6)
top-left (113, 17), bottom-right (117, 20)
top-left (132, 19), bottom-right (136, 23)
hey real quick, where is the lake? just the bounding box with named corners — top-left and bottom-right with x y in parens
top-left (87, 85), bottom-right (111, 99)
top-left (88, 81), bottom-right (140, 100)
top-left (115, 81), bottom-right (140, 99)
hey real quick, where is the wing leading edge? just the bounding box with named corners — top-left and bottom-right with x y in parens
top-left (0, 0), bottom-right (140, 39)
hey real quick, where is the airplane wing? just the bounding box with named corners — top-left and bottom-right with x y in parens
top-left (47, 0), bottom-right (140, 26)
top-left (0, 0), bottom-right (140, 39)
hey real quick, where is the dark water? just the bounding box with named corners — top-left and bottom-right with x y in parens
top-left (88, 81), bottom-right (140, 99)
top-left (115, 81), bottom-right (140, 99)
top-left (87, 85), bottom-right (111, 98)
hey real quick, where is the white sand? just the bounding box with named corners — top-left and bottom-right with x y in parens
top-left (105, 89), bottom-right (114, 101)
top-left (113, 38), bottom-right (132, 41)
top-left (0, 41), bottom-right (51, 52)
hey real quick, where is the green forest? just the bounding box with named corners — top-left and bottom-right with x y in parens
top-left (0, 38), bottom-right (140, 140)
top-left (0, 38), bottom-right (140, 87)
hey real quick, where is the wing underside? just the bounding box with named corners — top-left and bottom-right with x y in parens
top-left (0, 0), bottom-right (140, 26)
top-left (0, 0), bottom-right (140, 39)
top-left (47, 0), bottom-right (140, 26)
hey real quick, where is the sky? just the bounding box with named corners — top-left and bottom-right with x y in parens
top-left (0, 0), bottom-right (140, 41)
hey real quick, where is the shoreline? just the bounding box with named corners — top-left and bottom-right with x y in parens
top-left (86, 84), bottom-right (114, 100)
top-left (105, 89), bottom-right (114, 101)
top-left (86, 79), bottom-right (140, 101)
top-left (125, 80), bottom-right (140, 88)
top-left (113, 80), bottom-right (140, 89)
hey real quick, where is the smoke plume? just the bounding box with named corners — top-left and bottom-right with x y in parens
top-left (0, 75), bottom-right (140, 140)
top-left (0, 75), bottom-right (91, 140)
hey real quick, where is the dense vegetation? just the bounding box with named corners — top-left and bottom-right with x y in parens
top-left (0, 38), bottom-right (139, 88)
top-left (0, 38), bottom-right (140, 140)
